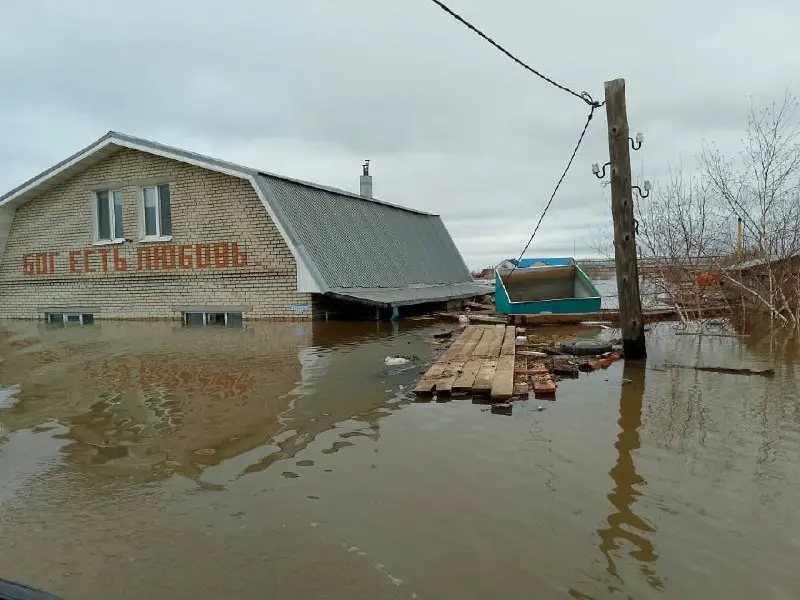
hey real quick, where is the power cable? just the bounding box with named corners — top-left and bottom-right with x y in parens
top-left (428, 0), bottom-right (600, 107)
top-left (509, 104), bottom-right (602, 275)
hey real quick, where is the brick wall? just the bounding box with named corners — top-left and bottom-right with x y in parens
top-left (0, 148), bottom-right (316, 320)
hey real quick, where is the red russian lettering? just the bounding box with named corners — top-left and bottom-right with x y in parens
top-left (154, 246), bottom-right (176, 270)
top-left (196, 244), bottom-right (211, 268)
top-left (22, 254), bottom-right (34, 275)
top-left (214, 242), bottom-right (230, 268)
top-left (232, 243), bottom-right (247, 267)
top-left (137, 247), bottom-right (153, 271)
top-left (48, 252), bottom-right (58, 274)
top-left (69, 250), bottom-right (82, 274)
top-left (83, 249), bottom-right (95, 273)
top-left (35, 253), bottom-right (50, 275)
top-left (97, 248), bottom-right (111, 272)
top-left (179, 245), bottom-right (193, 269)
top-left (113, 246), bottom-right (127, 272)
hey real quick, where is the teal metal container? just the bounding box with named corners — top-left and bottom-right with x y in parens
top-left (495, 262), bottom-right (601, 315)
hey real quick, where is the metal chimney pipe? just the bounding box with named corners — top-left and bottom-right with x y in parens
top-left (360, 160), bottom-right (373, 199)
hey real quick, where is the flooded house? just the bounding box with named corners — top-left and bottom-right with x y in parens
top-left (0, 132), bottom-right (488, 322)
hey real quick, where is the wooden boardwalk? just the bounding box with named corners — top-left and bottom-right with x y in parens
top-left (414, 325), bottom-right (517, 400)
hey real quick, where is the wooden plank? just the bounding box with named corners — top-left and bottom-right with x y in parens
top-left (500, 326), bottom-right (517, 355)
top-left (453, 359), bottom-right (484, 392)
top-left (434, 312), bottom-right (508, 324)
top-left (453, 326), bottom-right (486, 361)
top-left (490, 355), bottom-right (515, 400)
top-left (439, 327), bottom-right (474, 362)
top-left (512, 380), bottom-right (529, 397)
top-left (414, 362), bottom-right (448, 396)
top-left (435, 361), bottom-right (466, 397)
top-left (465, 301), bottom-right (494, 312)
top-left (473, 324), bottom-right (505, 358)
top-left (486, 324), bottom-right (507, 357)
top-left (472, 359), bottom-right (498, 395)
top-left (472, 326), bottom-right (496, 357)
top-left (532, 373), bottom-right (557, 398)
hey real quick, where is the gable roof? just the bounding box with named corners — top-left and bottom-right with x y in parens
top-left (0, 131), bottom-right (489, 306)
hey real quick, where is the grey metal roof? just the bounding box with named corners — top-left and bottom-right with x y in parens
top-left (327, 282), bottom-right (494, 307)
top-left (258, 175), bottom-right (474, 290)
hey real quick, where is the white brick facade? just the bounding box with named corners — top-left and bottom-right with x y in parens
top-left (0, 148), bottom-right (315, 320)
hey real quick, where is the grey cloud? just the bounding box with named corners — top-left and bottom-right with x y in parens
top-left (1, 0), bottom-right (799, 269)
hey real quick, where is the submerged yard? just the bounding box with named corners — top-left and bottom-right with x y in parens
top-left (0, 317), bottom-right (799, 599)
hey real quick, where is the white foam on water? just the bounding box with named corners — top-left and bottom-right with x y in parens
top-left (0, 385), bottom-right (21, 409)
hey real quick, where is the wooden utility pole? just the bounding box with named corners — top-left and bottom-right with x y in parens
top-left (605, 78), bottom-right (646, 359)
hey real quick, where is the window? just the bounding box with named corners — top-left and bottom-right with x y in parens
top-left (183, 312), bottom-right (243, 327)
top-left (94, 189), bottom-right (124, 243)
top-left (141, 184), bottom-right (172, 240)
top-left (46, 313), bottom-right (94, 326)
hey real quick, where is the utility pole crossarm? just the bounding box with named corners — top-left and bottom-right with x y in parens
top-left (605, 78), bottom-right (646, 359)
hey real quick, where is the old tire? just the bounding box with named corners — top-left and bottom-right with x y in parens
top-left (559, 339), bottom-right (613, 356)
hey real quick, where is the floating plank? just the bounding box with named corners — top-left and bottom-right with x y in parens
top-left (472, 359), bottom-right (498, 395)
top-left (500, 326), bottom-right (517, 356)
top-left (435, 311), bottom-right (508, 324)
top-left (490, 354), bottom-right (515, 400)
top-left (472, 326), bottom-right (496, 357)
top-left (472, 324), bottom-right (505, 359)
top-left (465, 301), bottom-right (494, 312)
top-left (512, 380), bottom-right (529, 397)
top-left (453, 326), bottom-right (487, 361)
top-left (532, 373), bottom-right (557, 398)
top-left (485, 325), bottom-right (507, 357)
top-left (453, 359), bottom-right (484, 392)
top-left (414, 362), bottom-right (449, 396)
top-left (439, 327), bottom-right (474, 362)
top-left (435, 361), bottom-right (466, 397)
top-left (529, 361), bottom-right (550, 374)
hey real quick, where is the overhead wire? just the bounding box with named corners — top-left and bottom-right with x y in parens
top-left (426, 0), bottom-right (604, 273)
top-left (508, 103), bottom-right (602, 274)
top-left (428, 0), bottom-right (600, 108)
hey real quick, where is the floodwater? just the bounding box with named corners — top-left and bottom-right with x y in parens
top-left (1, 317), bottom-right (799, 600)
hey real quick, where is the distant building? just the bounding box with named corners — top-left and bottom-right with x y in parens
top-left (0, 132), bottom-right (490, 322)
top-left (494, 259), bottom-right (517, 271)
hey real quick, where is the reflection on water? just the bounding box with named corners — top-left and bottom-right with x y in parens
top-left (1, 320), bottom-right (800, 599)
top-left (0, 321), bottom-right (430, 490)
top-left (596, 360), bottom-right (662, 592)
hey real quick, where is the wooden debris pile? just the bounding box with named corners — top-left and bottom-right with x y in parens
top-left (414, 324), bottom-right (624, 415)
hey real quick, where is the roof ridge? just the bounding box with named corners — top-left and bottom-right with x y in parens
top-left (256, 171), bottom-right (436, 217)
top-left (107, 132), bottom-right (438, 217)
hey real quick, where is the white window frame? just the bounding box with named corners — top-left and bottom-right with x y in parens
top-left (46, 313), bottom-right (94, 325)
top-left (183, 312), bottom-right (243, 326)
top-left (139, 184), bottom-right (172, 242)
top-left (91, 189), bottom-right (124, 245)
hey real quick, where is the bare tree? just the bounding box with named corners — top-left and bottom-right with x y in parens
top-left (703, 92), bottom-right (800, 330)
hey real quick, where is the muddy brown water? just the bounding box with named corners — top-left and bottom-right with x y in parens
top-left (1, 319), bottom-right (799, 599)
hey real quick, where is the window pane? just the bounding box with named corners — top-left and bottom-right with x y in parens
top-left (96, 191), bottom-right (111, 240)
top-left (47, 313), bottom-right (63, 323)
top-left (112, 191), bottom-right (124, 239)
top-left (65, 314), bottom-right (81, 324)
top-left (207, 313), bottom-right (226, 326)
top-left (184, 313), bottom-right (204, 326)
top-left (143, 187), bottom-right (157, 236)
top-left (158, 185), bottom-right (172, 236)
top-left (82, 314), bottom-right (95, 325)
top-left (226, 312), bottom-right (243, 326)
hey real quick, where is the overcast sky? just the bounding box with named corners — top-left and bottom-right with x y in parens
top-left (1, 0), bottom-right (798, 269)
